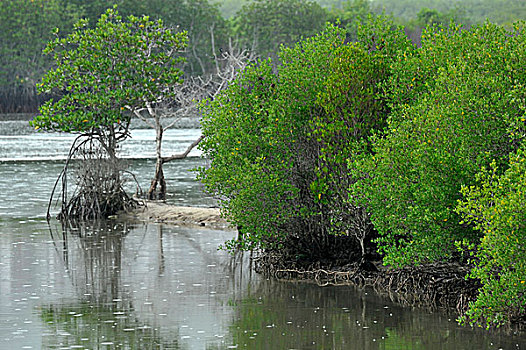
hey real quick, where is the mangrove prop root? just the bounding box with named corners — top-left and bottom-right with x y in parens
top-left (254, 252), bottom-right (481, 316)
top-left (49, 134), bottom-right (139, 221)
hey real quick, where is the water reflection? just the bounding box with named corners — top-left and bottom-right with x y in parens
top-left (38, 220), bottom-right (253, 349)
top-left (0, 218), bottom-right (524, 349)
top-left (48, 220), bottom-right (131, 304)
top-left (41, 302), bottom-right (182, 349)
top-left (228, 281), bottom-right (525, 349)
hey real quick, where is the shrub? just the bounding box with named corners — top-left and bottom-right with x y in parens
top-left (311, 16), bottom-right (411, 257)
top-left (352, 21), bottom-right (526, 266)
top-left (199, 18), bottom-right (408, 258)
top-left (456, 147), bottom-right (526, 327)
top-left (199, 24), bottom-right (345, 255)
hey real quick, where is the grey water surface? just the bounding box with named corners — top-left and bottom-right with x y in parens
top-left (0, 121), bottom-right (525, 349)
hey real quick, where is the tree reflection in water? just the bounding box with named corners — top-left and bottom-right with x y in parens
top-left (40, 220), bottom-right (254, 349)
top-left (42, 220), bottom-right (182, 349)
top-left (48, 220), bottom-right (132, 304)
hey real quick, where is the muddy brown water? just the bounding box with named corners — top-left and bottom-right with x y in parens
top-left (0, 123), bottom-right (525, 349)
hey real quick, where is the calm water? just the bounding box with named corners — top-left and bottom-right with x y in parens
top-left (0, 121), bottom-right (525, 349)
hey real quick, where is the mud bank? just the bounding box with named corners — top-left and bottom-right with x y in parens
top-left (124, 201), bottom-right (230, 229)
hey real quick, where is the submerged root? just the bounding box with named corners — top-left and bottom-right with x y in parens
top-left (254, 251), bottom-right (481, 316)
top-left (372, 262), bottom-right (480, 310)
top-left (273, 268), bottom-right (367, 286)
top-left (58, 187), bottom-right (138, 221)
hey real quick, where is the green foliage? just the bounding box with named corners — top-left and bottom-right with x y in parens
top-left (31, 7), bottom-right (187, 136)
top-left (353, 21), bottom-right (526, 267)
top-left (198, 59), bottom-right (285, 250)
top-left (199, 17), bottom-right (408, 256)
top-left (199, 24), bottom-right (346, 253)
top-left (456, 147), bottom-right (526, 327)
top-left (310, 16), bottom-right (411, 253)
top-left (233, 0), bottom-right (327, 60)
top-left (327, 0), bottom-right (375, 40)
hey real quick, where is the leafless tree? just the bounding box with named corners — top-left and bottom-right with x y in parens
top-left (131, 30), bottom-right (257, 200)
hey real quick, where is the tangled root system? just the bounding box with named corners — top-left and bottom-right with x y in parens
top-left (254, 250), bottom-right (481, 316)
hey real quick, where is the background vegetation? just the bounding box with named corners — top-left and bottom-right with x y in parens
top-left (2, 0), bottom-right (525, 113)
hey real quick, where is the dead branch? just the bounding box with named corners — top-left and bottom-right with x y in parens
top-left (162, 135), bottom-right (204, 163)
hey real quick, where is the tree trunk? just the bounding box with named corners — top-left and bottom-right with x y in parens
top-left (147, 119), bottom-right (166, 200)
top-left (148, 160), bottom-right (166, 200)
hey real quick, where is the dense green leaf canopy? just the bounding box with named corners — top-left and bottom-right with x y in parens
top-left (31, 7), bottom-right (187, 134)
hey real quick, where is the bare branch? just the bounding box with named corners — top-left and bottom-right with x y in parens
top-left (162, 135), bottom-right (204, 164)
top-left (145, 31), bottom-right (258, 198)
top-left (129, 106), bottom-right (156, 129)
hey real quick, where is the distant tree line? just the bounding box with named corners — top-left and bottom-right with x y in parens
top-left (2, 0), bottom-right (524, 113)
top-left (1, 0), bottom-right (228, 113)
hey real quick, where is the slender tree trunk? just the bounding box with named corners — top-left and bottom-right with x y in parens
top-left (148, 161), bottom-right (166, 200)
top-left (100, 125), bottom-right (121, 188)
top-left (147, 117), bottom-right (166, 200)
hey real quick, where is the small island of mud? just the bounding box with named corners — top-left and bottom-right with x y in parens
top-left (124, 201), bottom-right (230, 230)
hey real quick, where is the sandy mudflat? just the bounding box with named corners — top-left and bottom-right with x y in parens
top-left (125, 201), bottom-right (230, 229)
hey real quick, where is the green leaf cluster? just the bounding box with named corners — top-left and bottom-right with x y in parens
top-left (199, 17), bottom-right (409, 256)
top-left (30, 7), bottom-right (187, 134)
top-left (456, 147), bottom-right (526, 327)
top-left (310, 16), bottom-right (411, 246)
top-left (354, 21), bottom-right (526, 267)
